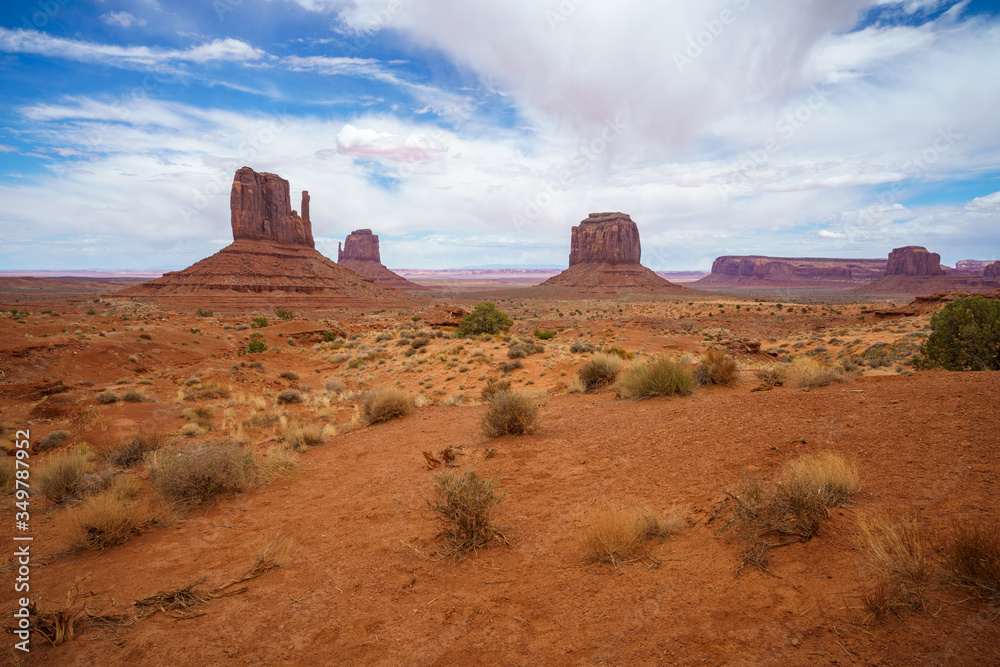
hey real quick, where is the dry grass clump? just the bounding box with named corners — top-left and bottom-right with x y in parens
top-left (942, 520), bottom-right (1000, 601)
top-left (754, 364), bottom-right (787, 389)
top-left (615, 357), bottom-right (697, 399)
top-left (95, 391), bottom-right (119, 404)
top-left (362, 388), bottom-right (414, 424)
top-left (181, 406), bottom-right (213, 430)
top-left (480, 377), bottom-right (511, 401)
top-left (578, 353), bottom-right (623, 392)
top-left (324, 377), bottom-right (346, 394)
top-left (147, 442), bottom-right (258, 504)
top-left (276, 389), bottom-right (303, 405)
top-left (38, 430), bottom-right (70, 451)
top-left (717, 451), bottom-right (858, 573)
top-left (60, 492), bottom-right (158, 551)
top-left (601, 344), bottom-right (635, 360)
top-left (38, 448), bottom-right (93, 504)
top-left (184, 382), bottom-right (230, 401)
top-left (0, 458), bottom-right (16, 494)
top-left (122, 389), bottom-right (147, 403)
top-left (579, 503), bottom-right (683, 567)
top-left (282, 425), bottom-right (325, 450)
top-left (428, 470), bottom-right (507, 558)
top-left (694, 349), bottom-right (739, 387)
top-left (856, 513), bottom-right (930, 623)
top-left (105, 429), bottom-right (166, 468)
top-left (791, 358), bottom-right (847, 388)
top-left (279, 370), bottom-right (299, 381)
top-left (262, 447), bottom-right (299, 476)
top-left (481, 391), bottom-right (539, 438)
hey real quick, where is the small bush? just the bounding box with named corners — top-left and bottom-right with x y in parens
top-left (122, 389), bottom-right (146, 403)
top-left (38, 448), bottom-right (93, 504)
top-left (241, 339), bottom-right (268, 355)
top-left (60, 492), bottom-right (156, 551)
top-left (251, 316), bottom-right (270, 328)
top-left (181, 406), bottom-right (214, 430)
top-left (38, 430), bottom-right (70, 451)
top-left (279, 370), bottom-right (300, 381)
top-left (184, 382), bottom-right (230, 401)
top-left (856, 513), bottom-right (930, 622)
top-left (283, 425), bottom-right (325, 450)
top-left (579, 503), bottom-right (679, 566)
top-left (498, 359), bottom-right (523, 373)
top-left (147, 442), bottom-right (258, 504)
top-left (276, 389), bottom-right (303, 405)
top-left (507, 340), bottom-right (544, 359)
top-left (601, 344), bottom-right (635, 360)
top-left (106, 429), bottom-right (166, 468)
top-left (362, 388), bottom-right (414, 424)
top-left (275, 309), bottom-right (295, 321)
top-left (920, 296), bottom-right (1000, 371)
top-left (480, 377), bottom-right (511, 401)
top-left (570, 341), bottom-right (597, 354)
top-left (456, 302), bottom-right (512, 337)
top-left (481, 391), bottom-right (539, 438)
top-left (615, 357), bottom-right (697, 399)
top-left (578, 353), bottom-right (623, 392)
top-left (324, 377), bottom-right (346, 394)
top-left (534, 329), bottom-right (556, 340)
top-left (792, 360), bottom-right (847, 388)
top-left (410, 336), bottom-right (431, 349)
top-left (755, 365), bottom-right (787, 389)
top-left (694, 349), bottom-right (739, 387)
top-left (196, 307), bottom-right (213, 317)
top-left (95, 391), bottom-right (119, 404)
top-left (428, 470), bottom-right (507, 557)
top-left (942, 520), bottom-right (1000, 600)
top-left (138, 333), bottom-right (152, 340)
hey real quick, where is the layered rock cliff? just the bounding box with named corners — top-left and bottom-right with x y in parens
top-left (697, 256), bottom-right (886, 286)
top-left (337, 229), bottom-right (423, 291)
top-left (884, 246), bottom-right (945, 276)
top-left (569, 213), bottom-right (641, 266)
top-left (230, 166), bottom-right (314, 247)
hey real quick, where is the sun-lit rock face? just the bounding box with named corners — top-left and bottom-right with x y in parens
top-left (230, 166), bottom-right (313, 248)
top-left (338, 229), bottom-right (423, 291)
top-left (568, 212), bottom-right (641, 266)
top-left (884, 246), bottom-right (945, 276)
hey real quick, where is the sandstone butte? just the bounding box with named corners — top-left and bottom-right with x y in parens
top-left (116, 167), bottom-right (417, 309)
top-left (535, 212), bottom-right (686, 295)
top-left (860, 246), bottom-right (1000, 295)
top-left (337, 229), bottom-right (424, 291)
top-left (696, 256), bottom-right (887, 286)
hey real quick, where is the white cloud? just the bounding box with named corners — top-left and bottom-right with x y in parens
top-left (100, 11), bottom-right (148, 28)
top-left (966, 190), bottom-right (1000, 211)
top-left (336, 124), bottom-right (447, 162)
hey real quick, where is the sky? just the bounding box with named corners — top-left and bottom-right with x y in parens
top-left (1, 0), bottom-right (999, 271)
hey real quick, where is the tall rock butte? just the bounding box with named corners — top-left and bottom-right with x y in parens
top-left (116, 167), bottom-right (417, 308)
top-left (337, 229), bottom-right (423, 291)
top-left (858, 246), bottom-right (999, 294)
top-left (536, 213), bottom-right (685, 294)
top-left (884, 246), bottom-right (946, 276)
top-left (984, 261), bottom-right (1000, 280)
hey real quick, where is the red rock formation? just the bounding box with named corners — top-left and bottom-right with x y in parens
top-left (985, 261), bottom-right (1000, 280)
top-left (230, 166), bottom-right (313, 248)
top-left (885, 246), bottom-right (945, 276)
top-left (116, 168), bottom-right (419, 309)
top-left (536, 213), bottom-right (685, 295)
top-left (569, 212), bottom-right (641, 265)
top-left (698, 256), bottom-right (887, 285)
top-left (337, 229), bottom-right (424, 291)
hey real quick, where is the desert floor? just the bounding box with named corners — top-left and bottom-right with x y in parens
top-left (1, 281), bottom-right (998, 666)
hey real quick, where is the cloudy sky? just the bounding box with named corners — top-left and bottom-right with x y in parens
top-left (1, 0), bottom-right (999, 271)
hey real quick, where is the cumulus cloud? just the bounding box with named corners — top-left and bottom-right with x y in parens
top-left (336, 124), bottom-right (447, 161)
top-left (100, 11), bottom-right (148, 28)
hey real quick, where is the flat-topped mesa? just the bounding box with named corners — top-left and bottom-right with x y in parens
top-left (985, 261), bottom-right (1000, 280)
top-left (569, 212), bottom-right (641, 266)
top-left (885, 246), bottom-right (945, 276)
top-left (230, 166), bottom-right (314, 248)
top-left (338, 229), bottom-right (380, 263)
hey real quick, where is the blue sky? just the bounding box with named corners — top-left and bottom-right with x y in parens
top-left (1, 0), bottom-right (999, 271)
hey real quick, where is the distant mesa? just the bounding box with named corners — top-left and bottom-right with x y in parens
top-left (696, 256), bottom-right (886, 286)
top-left (884, 246), bottom-right (946, 276)
top-left (535, 213), bottom-right (686, 294)
top-left (338, 229), bottom-right (424, 291)
top-left (859, 246), bottom-right (999, 295)
top-left (116, 167), bottom-right (417, 309)
top-left (985, 261), bottom-right (1000, 280)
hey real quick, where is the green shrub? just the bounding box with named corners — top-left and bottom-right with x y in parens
top-left (251, 316), bottom-right (270, 329)
top-left (362, 388), bottom-right (414, 424)
top-left (241, 339), bottom-right (268, 355)
top-left (615, 357), bottom-right (696, 399)
top-left (534, 329), bottom-right (556, 340)
top-left (481, 391), bottom-right (539, 437)
top-left (456, 302), bottom-right (512, 337)
top-left (920, 296), bottom-right (1000, 370)
top-left (147, 442), bottom-right (258, 503)
top-left (275, 309), bottom-right (295, 321)
top-left (578, 353), bottom-right (623, 392)
top-left (196, 308), bottom-right (213, 317)
top-left (322, 331), bottom-right (339, 342)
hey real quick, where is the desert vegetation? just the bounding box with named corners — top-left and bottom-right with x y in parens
top-left (481, 390), bottom-right (539, 437)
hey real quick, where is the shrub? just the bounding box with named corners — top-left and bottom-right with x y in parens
top-left (251, 316), bottom-right (270, 328)
top-left (570, 341), bottom-right (597, 354)
top-left (362, 388), bottom-right (414, 424)
top-left (782, 451), bottom-right (859, 507)
top-left (498, 359), bottom-right (523, 373)
top-left (508, 340), bottom-right (544, 359)
top-left (181, 406), bottom-right (213, 430)
top-left (428, 470), bottom-right (507, 557)
top-left (283, 425), bottom-right (325, 450)
top-left (122, 389), bottom-right (146, 403)
top-left (791, 359), bottom-right (847, 388)
top-left (324, 377), bottom-right (346, 394)
top-left (241, 339), bottom-right (268, 355)
top-left (138, 333), bottom-right (152, 341)
top-left (184, 382), bottom-right (230, 401)
top-left (856, 513), bottom-right (930, 622)
top-left (615, 357), bottom-right (697, 399)
top-left (410, 336), bottom-right (431, 349)
top-left (456, 302), bottom-right (512, 337)
top-left (480, 377), bottom-right (511, 401)
top-left (38, 430), bottom-right (70, 451)
top-left (196, 307), bottom-right (213, 317)
top-left (942, 520), bottom-right (1000, 600)
top-left (147, 442), bottom-right (258, 504)
top-left (60, 492), bottom-right (156, 551)
top-left (578, 503), bottom-right (680, 566)
top-left (275, 309), bottom-right (295, 321)
top-left (106, 429), bottom-right (166, 468)
top-left (694, 349), bottom-right (739, 387)
top-left (38, 448), bottom-right (93, 504)
top-left (755, 365), bottom-right (787, 389)
top-left (95, 391), bottom-right (119, 404)
top-left (578, 353), bottom-right (623, 392)
top-left (481, 391), bottom-right (539, 438)
top-left (276, 389), bottom-right (303, 405)
top-left (279, 370), bottom-right (300, 381)
top-left (920, 296), bottom-right (1000, 370)
top-left (534, 329), bottom-right (556, 340)
top-left (601, 344), bottom-right (634, 360)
